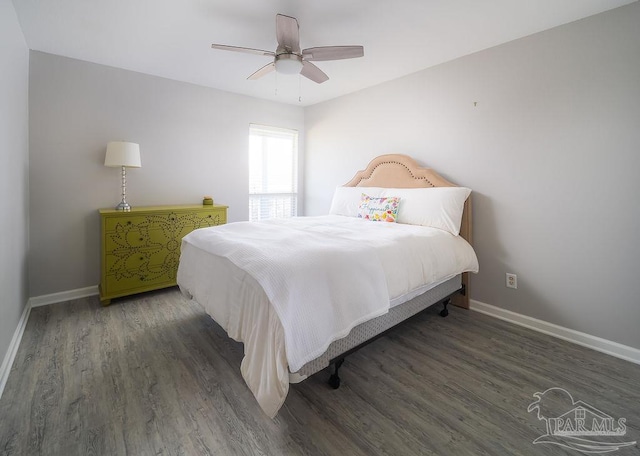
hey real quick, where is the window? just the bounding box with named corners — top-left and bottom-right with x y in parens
top-left (249, 124), bottom-right (298, 221)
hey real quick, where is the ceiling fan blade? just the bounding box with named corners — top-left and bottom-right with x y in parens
top-left (248, 62), bottom-right (276, 80)
top-left (276, 14), bottom-right (301, 54)
top-left (211, 44), bottom-right (275, 57)
top-left (301, 61), bottom-right (329, 84)
top-left (302, 46), bottom-right (364, 61)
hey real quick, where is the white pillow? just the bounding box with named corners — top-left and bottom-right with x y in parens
top-left (329, 186), bottom-right (385, 217)
top-left (380, 187), bottom-right (471, 235)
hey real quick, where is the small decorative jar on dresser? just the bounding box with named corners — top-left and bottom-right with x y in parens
top-left (99, 204), bottom-right (227, 305)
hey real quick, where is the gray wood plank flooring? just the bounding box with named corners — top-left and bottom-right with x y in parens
top-left (1, 288), bottom-right (638, 455)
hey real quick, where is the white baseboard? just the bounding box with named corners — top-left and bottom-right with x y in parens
top-left (469, 299), bottom-right (640, 365)
top-left (0, 301), bottom-right (31, 400)
top-left (28, 285), bottom-right (99, 308)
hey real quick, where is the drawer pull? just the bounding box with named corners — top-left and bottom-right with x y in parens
top-left (139, 237), bottom-right (144, 241)
top-left (208, 215), bottom-right (212, 218)
top-left (139, 257), bottom-right (144, 261)
top-left (127, 221), bottom-right (132, 225)
top-left (140, 276), bottom-right (145, 281)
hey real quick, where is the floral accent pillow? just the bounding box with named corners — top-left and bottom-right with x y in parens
top-left (357, 194), bottom-right (400, 222)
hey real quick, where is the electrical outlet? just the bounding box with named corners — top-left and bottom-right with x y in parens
top-left (506, 273), bottom-right (517, 289)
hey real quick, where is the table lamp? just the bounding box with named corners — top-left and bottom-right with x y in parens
top-left (104, 141), bottom-right (141, 211)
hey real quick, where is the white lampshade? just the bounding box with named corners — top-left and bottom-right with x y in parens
top-left (104, 141), bottom-right (141, 168)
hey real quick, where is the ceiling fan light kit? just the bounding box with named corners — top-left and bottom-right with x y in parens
top-left (275, 54), bottom-right (303, 75)
top-left (211, 14), bottom-right (363, 84)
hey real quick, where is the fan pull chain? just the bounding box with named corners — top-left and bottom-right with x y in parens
top-left (275, 71), bottom-right (278, 96)
top-left (298, 75), bottom-right (302, 103)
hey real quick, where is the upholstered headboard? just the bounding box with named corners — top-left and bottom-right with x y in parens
top-left (343, 154), bottom-right (472, 245)
top-left (343, 154), bottom-right (472, 308)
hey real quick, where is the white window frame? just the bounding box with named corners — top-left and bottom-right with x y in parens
top-left (248, 124), bottom-right (299, 222)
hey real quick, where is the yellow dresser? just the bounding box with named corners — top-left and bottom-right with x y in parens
top-left (99, 204), bottom-right (227, 305)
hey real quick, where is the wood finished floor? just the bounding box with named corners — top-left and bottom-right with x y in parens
top-left (1, 288), bottom-right (639, 456)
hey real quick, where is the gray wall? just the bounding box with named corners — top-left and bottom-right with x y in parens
top-left (29, 52), bottom-right (304, 297)
top-left (304, 3), bottom-right (640, 349)
top-left (0, 0), bottom-right (29, 366)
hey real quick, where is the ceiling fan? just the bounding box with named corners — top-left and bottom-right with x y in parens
top-left (211, 14), bottom-right (364, 84)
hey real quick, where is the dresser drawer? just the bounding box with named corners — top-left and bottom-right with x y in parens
top-left (105, 248), bottom-right (180, 274)
top-left (103, 210), bottom-right (225, 232)
top-left (103, 212), bottom-right (187, 232)
top-left (187, 211), bottom-right (226, 227)
top-left (104, 271), bottom-right (175, 295)
top-left (104, 251), bottom-right (173, 273)
top-left (104, 228), bottom-right (167, 253)
top-left (104, 216), bottom-right (150, 232)
top-left (105, 252), bottom-right (147, 272)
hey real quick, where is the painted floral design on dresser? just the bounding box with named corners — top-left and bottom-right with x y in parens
top-left (108, 212), bottom-right (221, 282)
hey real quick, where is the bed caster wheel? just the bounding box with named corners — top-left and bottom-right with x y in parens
top-left (440, 299), bottom-right (450, 317)
top-left (328, 374), bottom-right (341, 389)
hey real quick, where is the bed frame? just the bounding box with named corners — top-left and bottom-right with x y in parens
top-left (315, 153), bottom-right (473, 388)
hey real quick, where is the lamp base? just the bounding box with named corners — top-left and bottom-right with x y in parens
top-left (115, 201), bottom-right (131, 211)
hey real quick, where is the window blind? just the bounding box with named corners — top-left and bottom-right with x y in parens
top-left (249, 124), bottom-right (298, 222)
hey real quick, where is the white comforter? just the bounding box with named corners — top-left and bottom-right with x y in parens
top-left (177, 215), bottom-right (478, 417)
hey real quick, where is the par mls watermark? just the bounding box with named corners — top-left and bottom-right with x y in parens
top-left (528, 387), bottom-right (636, 453)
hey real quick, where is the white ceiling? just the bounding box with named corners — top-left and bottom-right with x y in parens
top-left (12, 0), bottom-right (636, 106)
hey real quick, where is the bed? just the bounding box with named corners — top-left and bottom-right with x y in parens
top-left (177, 154), bottom-right (479, 417)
